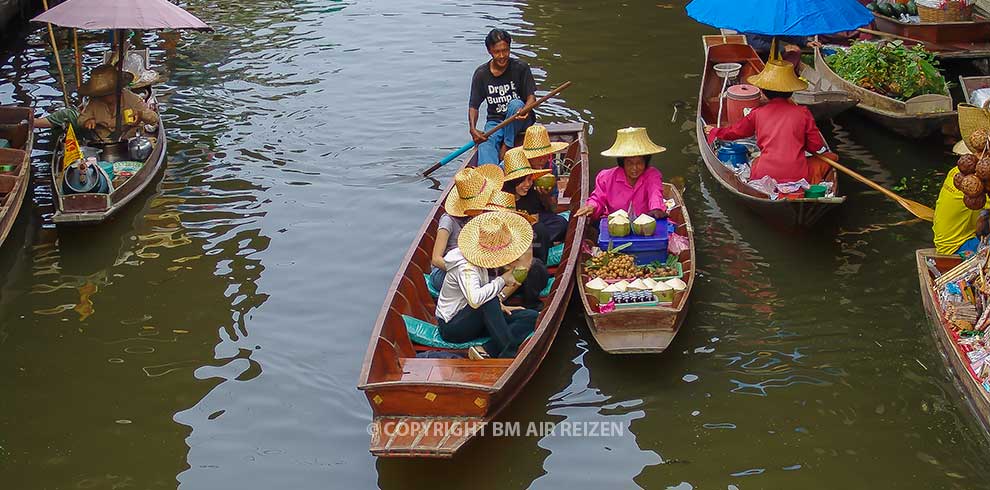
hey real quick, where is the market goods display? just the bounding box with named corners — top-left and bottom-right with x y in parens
top-left (866, 1), bottom-right (918, 16)
top-left (956, 145), bottom-right (990, 209)
top-left (826, 41), bottom-right (947, 102)
top-left (607, 210), bottom-right (631, 237)
top-left (585, 249), bottom-right (680, 281)
top-left (632, 214), bottom-right (657, 236)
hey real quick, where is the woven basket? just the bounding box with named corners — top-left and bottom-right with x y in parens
top-left (918, 2), bottom-right (973, 22)
top-left (959, 102), bottom-right (990, 152)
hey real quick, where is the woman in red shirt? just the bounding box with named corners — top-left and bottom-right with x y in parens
top-left (705, 59), bottom-right (833, 184)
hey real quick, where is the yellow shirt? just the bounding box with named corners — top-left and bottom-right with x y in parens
top-left (933, 167), bottom-right (986, 254)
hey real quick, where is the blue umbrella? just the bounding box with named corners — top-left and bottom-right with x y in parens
top-left (686, 0), bottom-right (874, 36)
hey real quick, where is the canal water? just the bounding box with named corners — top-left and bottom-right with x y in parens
top-left (1, 0), bottom-right (988, 488)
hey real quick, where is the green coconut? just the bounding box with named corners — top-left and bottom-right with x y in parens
top-left (535, 174), bottom-right (556, 191)
top-left (632, 214), bottom-right (656, 236)
top-left (608, 215), bottom-right (631, 237)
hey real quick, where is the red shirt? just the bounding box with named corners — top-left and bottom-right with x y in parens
top-left (708, 98), bottom-right (826, 183)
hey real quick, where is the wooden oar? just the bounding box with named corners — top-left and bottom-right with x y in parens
top-left (819, 155), bottom-right (934, 221)
top-left (421, 81), bottom-right (573, 177)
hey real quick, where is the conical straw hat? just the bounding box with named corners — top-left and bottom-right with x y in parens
top-left (458, 211), bottom-right (534, 268)
top-left (954, 140), bottom-right (973, 156)
top-left (79, 64), bottom-right (135, 97)
top-left (522, 124), bottom-right (569, 159)
top-left (444, 164), bottom-right (504, 217)
top-left (466, 190), bottom-right (538, 224)
top-left (600, 127), bottom-right (667, 157)
top-left (746, 60), bottom-right (808, 93)
top-left (503, 147), bottom-right (551, 182)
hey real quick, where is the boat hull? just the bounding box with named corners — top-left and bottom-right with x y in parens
top-left (0, 106), bottom-right (33, 249)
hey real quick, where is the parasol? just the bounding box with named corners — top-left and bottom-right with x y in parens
top-left (685, 0), bottom-right (873, 36)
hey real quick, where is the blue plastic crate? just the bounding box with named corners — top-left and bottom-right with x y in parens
top-left (598, 217), bottom-right (673, 265)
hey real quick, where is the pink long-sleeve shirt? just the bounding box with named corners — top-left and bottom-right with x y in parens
top-left (585, 166), bottom-right (666, 220)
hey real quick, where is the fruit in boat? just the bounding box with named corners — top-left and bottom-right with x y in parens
top-left (665, 277), bottom-right (687, 291)
top-left (608, 215), bottom-right (631, 237)
top-left (958, 154), bottom-right (979, 175)
top-left (977, 157), bottom-right (990, 180)
top-left (877, 2), bottom-right (893, 16)
top-left (652, 281), bottom-right (674, 303)
top-left (632, 214), bottom-right (657, 236)
top-left (965, 193), bottom-right (987, 210)
top-left (613, 280), bottom-right (630, 292)
top-left (534, 174), bottom-right (556, 191)
top-left (628, 278), bottom-right (648, 291)
top-left (960, 174), bottom-right (985, 197)
top-left (585, 277), bottom-right (609, 303)
top-left (954, 172), bottom-right (967, 191)
top-left (970, 128), bottom-right (990, 152)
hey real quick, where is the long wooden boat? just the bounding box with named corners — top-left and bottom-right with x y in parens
top-left (50, 90), bottom-right (166, 225)
top-left (576, 184), bottom-right (694, 354)
top-left (960, 75), bottom-right (990, 104)
top-left (0, 106), bottom-right (33, 248)
top-left (814, 47), bottom-right (956, 138)
top-left (709, 34), bottom-right (858, 121)
top-left (697, 39), bottom-right (846, 227)
top-left (870, 11), bottom-right (990, 59)
top-left (357, 122), bottom-right (589, 458)
top-left (916, 249), bottom-right (990, 435)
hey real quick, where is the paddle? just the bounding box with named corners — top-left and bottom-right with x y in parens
top-left (421, 81), bottom-right (573, 177)
top-left (818, 155), bottom-right (934, 222)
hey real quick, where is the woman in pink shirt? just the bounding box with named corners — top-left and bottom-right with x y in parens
top-left (574, 127), bottom-right (668, 220)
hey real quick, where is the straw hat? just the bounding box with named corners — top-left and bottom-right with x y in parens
top-left (444, 164), bottom-right (504, 217)
top-left (458, 211), bottom-right (534, 268)
top-left (600, 127), bottom-right (667, 157)
top-left (522, 125), bottom-right (569, 159)
top-left (747, 60), bottom-right (809, 93)
top-left (503, 147), bottom-right (551, 182)
top-left (79, 65), bottom-right (135, 97)
top-left (954, 140), bottom-right (973, 156)
top-left (466, 191), bottom-right (538, 224)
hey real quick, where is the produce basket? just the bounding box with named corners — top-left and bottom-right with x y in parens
top-left (918, 0), bottom-right (973, 22)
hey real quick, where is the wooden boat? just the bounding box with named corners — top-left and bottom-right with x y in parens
top-left (576, 184), bottom-right (694, 354)
top-left (710, 34), bottom-right (858, 121)
top-left (50, 90), bottom-right (166, 225)
top-left (357, 122), bottom-right (589, 458)
top-left (869, 11), bottom-right (990, 59)
top-left (697, 39), bottom-right (846, 227)
top-left (814, 47), bottom-right (956, 138)
top-left (916, 249), bottom-right (990, 435)
top-left (960, 75), bottom-right (990, 104)
top-left (0, 106), bottom-right (33, 248)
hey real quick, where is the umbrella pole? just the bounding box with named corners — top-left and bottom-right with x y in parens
top-left (112, 29), bottom-right (125, 142)
top-left (73, 29), bottom-right (82, 95)
top-left (40, 0), bottom-right (69, 107)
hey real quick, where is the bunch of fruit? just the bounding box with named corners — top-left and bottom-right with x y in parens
top-left (956, 128), bottom-right (990, 210)
top-left (587, 252), bottom-right (640, 280)
top-left (866, 1), bottom-right (917, 17)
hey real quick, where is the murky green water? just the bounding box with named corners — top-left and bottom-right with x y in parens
top-left (1, 0), bottom-right (989, 488)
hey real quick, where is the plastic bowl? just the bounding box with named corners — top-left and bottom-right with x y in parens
top-left (804, 184), bottom-right (827, 198)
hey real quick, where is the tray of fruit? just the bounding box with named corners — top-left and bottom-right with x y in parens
top-left (585, 247), bottom-right (682, 282)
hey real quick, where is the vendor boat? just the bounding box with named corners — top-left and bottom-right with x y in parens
top-left (357, 123), bottom-right (589, 458)
top-left (49, 90), bottom-right (166, 225)
top-left (960, 74), bottom-right (990, 104)
top-left (916, 249), bottom-right (990, 435)
top-left (868, 10), bottom-right (990, 59)
top-left (575, 184), bottom-right (695, 354)
top-left (0, 106), bottom-right (33, 248)
top-left (814, 47), bottom-right (956, 138)
top-left (697, 38), bottom-right (846, 227)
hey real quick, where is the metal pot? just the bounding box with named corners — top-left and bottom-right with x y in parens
top-left (128, 136), bottom-right (153, 161)
top-left (91, 141), bottom-right (129, 163)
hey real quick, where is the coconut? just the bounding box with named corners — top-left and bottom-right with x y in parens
top-left (535, 174), bottom-right (556, 192)
top-left (608, 209), bottom-right (629, 220)
top-left (586, 277), bottom-right (610, 303)
top-left (613, 280), bottom-right (629, 292)
top-left (665, 278), bottom-right (687, 292)
top-left (960, 174), bottom-right (985, 197)
top-left (642, 278), bottom-right (658, 289)
top-left (970, 128), bottom-right (990, 152)
top-left (958, 154), bottom-right (979, 175)
top-left (608, 215), bottom-right (631, 237)
top-left (628, 278), bottom-right (648, 290)
top-left (652, 281), bottom-right (674, 303)
top-left (632, 214), bottom-right (657, 236)
top-left (965, 193), bottom-right (987, 211)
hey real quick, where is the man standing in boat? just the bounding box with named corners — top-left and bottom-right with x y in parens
top-left (469, 28), bottom-right (537, 165)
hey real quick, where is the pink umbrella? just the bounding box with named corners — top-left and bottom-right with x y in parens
top-left (32, 0), bottom-right (210, 30)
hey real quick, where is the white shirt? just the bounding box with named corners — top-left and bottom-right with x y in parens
top-left (435, 248), bottom-right (506, 323)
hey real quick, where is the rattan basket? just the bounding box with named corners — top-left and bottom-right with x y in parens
top-left (918, 1), bottom-right (973, 22)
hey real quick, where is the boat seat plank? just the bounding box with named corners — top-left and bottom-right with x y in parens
top-left (398, 358), bottom-right (509, 384)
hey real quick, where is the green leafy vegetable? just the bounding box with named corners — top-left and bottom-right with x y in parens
top-left (826, 41), bottom-right (947, 101)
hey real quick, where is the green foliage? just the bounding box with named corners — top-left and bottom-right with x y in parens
top-left (826, 41), bottom-right (947, 101)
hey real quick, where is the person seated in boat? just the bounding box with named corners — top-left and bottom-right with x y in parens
top-left (573, 127), bottom-right (668, 221)
top-left (468, 190), bottom-right (550, 309)
top-left (76, 64), bottom-right (159, 141)
top-left (502, 147), bottom-right (567, 263)
top-left (436, 211), bottom-right (539, 359)
top-left (429, 165), bottom-right (503, 292)
top-left (521, 124), bottom-right (569, 202)
top-left (469, 28), bottom-right (536, 165)
top-left (743, 34), bottom-right (821, 76)
top-left (704, 60), bottom-right (835, 186)
top-left (934, 142), bottom-right (990, 258)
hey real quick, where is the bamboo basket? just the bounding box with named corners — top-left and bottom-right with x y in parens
top-left (919, 1), bottom-right (973, 22)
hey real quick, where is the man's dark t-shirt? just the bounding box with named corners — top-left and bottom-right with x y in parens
top-left (469, 58), bottom-right (536, 123)
top-left (516, 190), bottom-right (550, 215)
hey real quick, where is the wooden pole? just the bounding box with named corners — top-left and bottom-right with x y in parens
top-left (73, 28), bottom-right (82, 96)
top-left (41, 0), bottom-right (70, 107)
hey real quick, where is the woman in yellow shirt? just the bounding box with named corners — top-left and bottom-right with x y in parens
top-left (934, 142), bottom-right (990, 257)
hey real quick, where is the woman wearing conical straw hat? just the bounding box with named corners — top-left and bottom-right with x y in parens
top-left (467, 191), bottom-right (550, 309)
top-left (574, 127), bottom-right (668, 220)
top-left (435, 211), bottom-right (539, 359)
top-left (501, 147), bottom-right (568, 264)
top-left (932, 141), bottom-right (990, 258)
top-left (703, 59), bottom-right (835, 185)
top-left (428, 165), bottom-right (504, 292)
